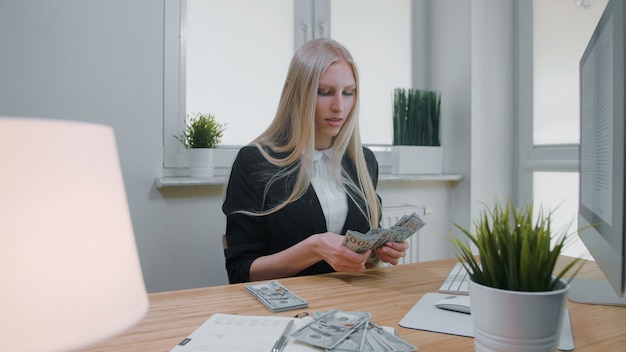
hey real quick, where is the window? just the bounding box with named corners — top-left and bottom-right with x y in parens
top-left (163, 0), bottom-right (412, 172)
top-left (163, 0), bottom-right (294, 171)
top-left (186, 0), bottom-right (293, 146)
top-left (331, 0), bottom-right (411, 144)
top-left (529, 0), bottom-right (608, 258)
top-left (533, 0), bottom-right (608, 145)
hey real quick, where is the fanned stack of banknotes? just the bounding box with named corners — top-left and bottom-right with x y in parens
top-left (245, 282), bottom-right (417, 351)
top-left (291, 309), bottom-right (417, 352)
top-left (343, 212), bottom-right (426, 253)
top-left (245, 280), bottom-right (309, 312)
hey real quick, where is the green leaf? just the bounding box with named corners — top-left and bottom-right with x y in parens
top-left (392, 88), bottom-right (441, 146)
top-left (449, 198), bottom-right (584, 292)
top-left (174, 112), bottom-right (226, 149)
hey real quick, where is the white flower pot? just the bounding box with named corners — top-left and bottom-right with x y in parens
top-left (391, 146), bottom-right (443, 174)
top-left (469, 279), bottom-right (569, 352)
top-left (188, 148), bottom-right (215, 177)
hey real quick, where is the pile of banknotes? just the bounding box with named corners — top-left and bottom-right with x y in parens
top-left (245, 280), bottom-right (309, 312)
top-left (343, 212), bottom-right (426, 253)
top-left (291, 309), bottom-right (417, 352)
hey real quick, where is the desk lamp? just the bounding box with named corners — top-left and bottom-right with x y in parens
top-left (0, 117), bottom-right (149, 351)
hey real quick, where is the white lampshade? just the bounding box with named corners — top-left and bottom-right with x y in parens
top-left (0, 117), bottom-right (149, 351)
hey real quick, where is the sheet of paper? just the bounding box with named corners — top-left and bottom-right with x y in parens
top-left (170, 314), bottom-right (321, 352)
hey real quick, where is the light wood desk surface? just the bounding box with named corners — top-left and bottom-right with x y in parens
top-left (86, 258), bottom-right (625, 351)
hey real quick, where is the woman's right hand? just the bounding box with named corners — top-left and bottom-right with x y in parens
top-left (312, 232), bottom-right (372, 272)
top-left (249, 231), bottom-right (370, 281)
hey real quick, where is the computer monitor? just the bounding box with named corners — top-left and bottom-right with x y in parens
top-left (573, 0), bottom-right (626, 306)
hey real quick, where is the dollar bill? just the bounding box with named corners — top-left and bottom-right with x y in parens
top-left (304, 311), bottom-right (417, 352)
top-left (343, 212), bottom-right (426, 253)
top-left (362, 323), bottom-right (417, 352)
top-left (311, 312), bottom-right (369, 352)
top-left (323, 322), bottom-right (368, 352)
top-left (245, 280), bottom-right (308, 312)
top-left (392, 213), bottom-right (426, 236)
top-left (290, 310), bottom-right (370, 349)
top-left (343, 230), bottom-right (379, 253)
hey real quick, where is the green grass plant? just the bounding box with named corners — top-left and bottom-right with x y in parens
top-left (175, 112), bottom-right (226, 149)
top-left (392, 88), bottom-right (441, 146)
top-left (450, 198), bottom-right (584, 292)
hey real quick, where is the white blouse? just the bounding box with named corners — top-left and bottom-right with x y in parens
top-left (309, 149), bottom-right (348, 234)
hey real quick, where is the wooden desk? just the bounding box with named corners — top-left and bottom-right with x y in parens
top-left (86, 258), bottom-right (625, 351)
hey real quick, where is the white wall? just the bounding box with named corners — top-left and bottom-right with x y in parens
top-left (417, 0), bottom-right (516, 233)
top-left (418, 0), bottom-right (473, 238)
top-left (0, 0), bottom-right (228, 292)
top-left (470, 0), bottom-right (516, 218)
top-left (0, 0), bottom-right (519, 292)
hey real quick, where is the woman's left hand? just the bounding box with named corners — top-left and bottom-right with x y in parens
top-left (373, 241), bottom-right (409, 265)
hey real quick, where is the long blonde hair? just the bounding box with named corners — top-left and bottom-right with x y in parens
top-left (250, 38), bottom-right (380, 228)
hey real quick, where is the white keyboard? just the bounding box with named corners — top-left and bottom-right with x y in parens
top-left (438, 262), bottom-right (470, 295)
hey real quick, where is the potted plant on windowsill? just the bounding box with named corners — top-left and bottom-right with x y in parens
top-left (175, 112), bottom-right (226, 177)
top-left (391, 88), bottom-right (442, 174)
top-left (449, 198), bottom-right (584, 352)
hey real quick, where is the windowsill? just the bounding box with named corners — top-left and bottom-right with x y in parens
top-left (155, 173), bottom-right (463, 189)
top-left (379, 173), bottom-right (463, 183)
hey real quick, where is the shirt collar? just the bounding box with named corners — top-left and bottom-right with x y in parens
top-left (312, 148), bottom-right (333, 161)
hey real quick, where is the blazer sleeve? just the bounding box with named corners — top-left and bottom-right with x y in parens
top-left (340, 146), bottom-right (382, 233)
top-left (222, 146), bottom-right (271, 283)
top-left (363, 146), bottom-right (379, 188)
top-left (363, 146), bottom-right (383, 224)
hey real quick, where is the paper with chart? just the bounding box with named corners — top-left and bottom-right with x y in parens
top-left (169, 314), bottom-right (312, 352)
top-left (343, 212), bottom-right (425, 253)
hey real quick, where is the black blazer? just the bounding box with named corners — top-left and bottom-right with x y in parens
top-left (222, 145), bottom-right (380, 283)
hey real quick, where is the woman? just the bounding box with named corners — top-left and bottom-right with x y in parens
top-left (222, 38), bottom-right (408, 283)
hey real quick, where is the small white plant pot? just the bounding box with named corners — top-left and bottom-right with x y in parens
top-left (188, 148), bottom-right (215, 178)
top-left (391, 146), bottom-right (443, 174)
top-left (469, 279), bottom-right (569, 352)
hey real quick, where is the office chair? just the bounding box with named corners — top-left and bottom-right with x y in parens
top-left (221, 234), bottom-right (228, 250)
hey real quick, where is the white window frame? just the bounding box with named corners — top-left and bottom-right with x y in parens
top-left (515, 2), bottom-right (579, 204)
top-left (162, 0), bottom-right (330, 175)
top-left (516, 1), bottom-right (606, 201)
top-left (516, 1), bottom-right (601, 260)
top-left (162, 0), bottom-right (414, 176)
top-left (163, 0), bottom-right (188, 173)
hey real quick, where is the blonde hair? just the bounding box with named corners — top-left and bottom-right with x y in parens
top-left (250, 38), bottom-right (380, 228)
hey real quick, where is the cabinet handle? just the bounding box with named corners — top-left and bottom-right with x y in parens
top-left (317, 21), bottom-right (327, 37)
top-left (301, 23), bottom-right (310, 43)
